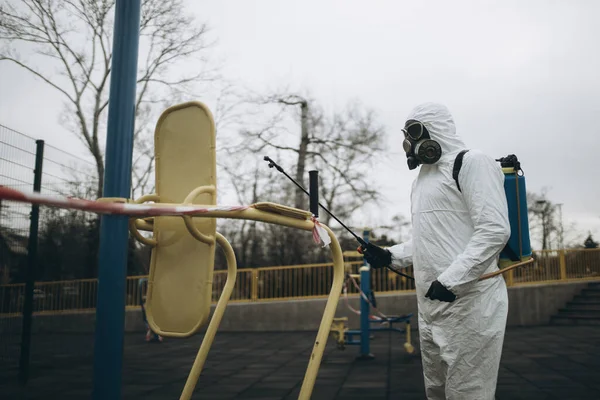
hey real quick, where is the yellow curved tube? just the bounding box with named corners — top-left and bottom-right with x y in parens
top-left (134, 218), bottom-right (154, 231)
top-left (180, 186), bottom-right (217, 244)
top-left (182, 215), bottom-right (216, 245)
top-left (133, 194), bottom-right (161, 204)
top-left (298, 224), bottom-right (345, 399)
top-left (128, 194), bottom-right (161, 246)
top-left (128, 218), bottom-right (157, 246)
top-left (183, 185), bottom-right (216, 204)
top-left (132, 204), bottom-right (315, 232)
top-left (179, 232), bottom-right (237, 400)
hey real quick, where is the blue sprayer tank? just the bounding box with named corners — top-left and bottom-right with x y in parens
top-left (497, 154), bottom-right (532, 264)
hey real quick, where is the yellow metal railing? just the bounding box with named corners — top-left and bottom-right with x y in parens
top-left (509, 249), bottom-right (600, 285)
top-left (1, 249), bottom-right (599, 316)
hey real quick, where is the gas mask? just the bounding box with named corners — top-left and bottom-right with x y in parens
top-left (402, 119), bottom-right (442, 170)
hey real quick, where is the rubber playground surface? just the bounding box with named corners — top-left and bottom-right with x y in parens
top-left (1, 325), bottom-right (599, 399)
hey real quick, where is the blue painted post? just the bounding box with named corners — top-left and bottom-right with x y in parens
top-left (358, 228), bottom-right (374, 359)
top-left (358, 266), bottom-right (374, 359)
top-left (92, 1), bottom-right (141, 399)
top-left (364, 227), bottom-right (377, 309)
top-left (360, 228), bottom-right (371, 357)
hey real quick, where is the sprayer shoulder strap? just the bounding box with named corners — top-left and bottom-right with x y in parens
top-left (453, 149), bottom-right (470, 193)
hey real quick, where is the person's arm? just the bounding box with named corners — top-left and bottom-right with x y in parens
top-left (436, 151), bottom-right (511, 296)
top-left (388, 239), bottom-right (413, 272)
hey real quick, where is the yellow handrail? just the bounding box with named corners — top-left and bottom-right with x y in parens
top-left (1, 249), bottom-right (599, 317)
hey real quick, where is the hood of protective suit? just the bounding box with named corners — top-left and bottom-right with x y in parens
top-left (406, 102), bottom-right (467, 164)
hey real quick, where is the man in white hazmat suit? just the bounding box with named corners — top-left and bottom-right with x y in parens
top-left (363, 102), bottom-right (511, 400)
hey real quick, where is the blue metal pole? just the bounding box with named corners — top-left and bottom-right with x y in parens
top-left (358, 228), bottom-right (374, 359)
top-left (364, 227), bottom-right (377, 309)
top-left (92, 1), bottom-right (141, 399)
top-left (358, 266), bottom-right (373, 359)
top-left (363, 229), bottom-right (370, 267)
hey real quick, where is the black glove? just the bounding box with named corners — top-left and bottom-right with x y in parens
top-left (362, 243), bottom-right (392, 269)
top-left (425, 280), bottom-right (456, 302)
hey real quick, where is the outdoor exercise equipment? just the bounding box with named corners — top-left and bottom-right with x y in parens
top-left (0, 101), bottom-right (345, 400)
top-left (331, 265), bottom-right (415, 358)
top-left (128, 102), bottom-right (343, 400)
top-left (331, 230), bottom-right (414, 359)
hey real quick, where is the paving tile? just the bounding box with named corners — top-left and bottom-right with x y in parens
top-left (0, 326), bottom-right (599, 399)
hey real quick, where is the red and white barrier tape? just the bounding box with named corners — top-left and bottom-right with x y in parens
top-left (0, 186), bottom-right (248, 216)
top-left (311, 216), bottom-right (331, 248)
top-left (343, 280), bottom-right (362, 316)
top-left (342, 278), bottom-right (388, 322)
top-left (0, 186), bottom-right (330, 246)
top-left (347, 274), bottom-right (388, 320)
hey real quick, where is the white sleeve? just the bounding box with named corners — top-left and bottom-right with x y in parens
top-left (436, 151), bottom-right (511, 296)
top-left (387, 239), bottom-right (413, 271)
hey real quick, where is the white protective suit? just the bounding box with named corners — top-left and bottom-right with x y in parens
top-left (388, 102), bottom-right (511, 400)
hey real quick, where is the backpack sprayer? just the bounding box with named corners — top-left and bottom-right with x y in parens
top-left (454, 152), bottom-right (532, 266)
top-left (263, 156), bottom-right (415, 281)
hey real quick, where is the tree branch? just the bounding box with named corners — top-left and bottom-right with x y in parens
top-left (0, 57), bottom-right (75, 102)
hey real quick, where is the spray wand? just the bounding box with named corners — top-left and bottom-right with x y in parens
top-left (263, 156), bottom-right (414, 281)
top-left (264, 156), bottom-right (367, 246)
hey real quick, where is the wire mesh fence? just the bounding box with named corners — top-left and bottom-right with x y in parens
top-left (0, 124), bottom-right (100, 281)
top-left (0, 124), bottom-right (99, 384)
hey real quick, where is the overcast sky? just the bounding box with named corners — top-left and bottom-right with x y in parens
top-left (1, 0), bottom-right (598, 247)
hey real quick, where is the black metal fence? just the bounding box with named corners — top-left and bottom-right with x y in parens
top-left (0, 124), bottom-right (98, 385)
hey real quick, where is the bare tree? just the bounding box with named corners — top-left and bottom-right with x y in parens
top-left (278, 95), bottom-right (309, 210)
top-left (234, 92), bottom-right (310, 210)
top-left (307, 100), bottom-right (385, 227)
top-left (527, 189), bottom-right (558, 250)
top-left (370, 214), bottom-right (412, 244)
top-left (0, 0), bottom-right (214, 197)
top-left (240, 92), bottom-right (386, 220)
